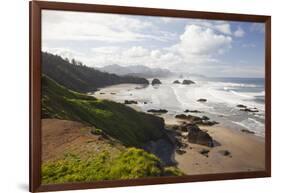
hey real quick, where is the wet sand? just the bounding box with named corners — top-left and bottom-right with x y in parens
top-left (174, 125), bottom-right (265, 174)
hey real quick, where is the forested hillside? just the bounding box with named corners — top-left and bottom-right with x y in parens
top-left (42, 52), bottom-right (149, 93)
top-left (41, 75), bottom-right (167, 147)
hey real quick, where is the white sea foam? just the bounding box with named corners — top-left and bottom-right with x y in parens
top-left (101, 77), bottom-right (265, 136)
top-left (232, 118), bottom-right (265, 137)
top-left (135, 78), bottom-right (264, 112)
top-left (218, 82), bottom-right (258, 88)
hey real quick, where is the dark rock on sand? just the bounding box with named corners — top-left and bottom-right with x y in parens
top-left (200, 120), bottom-right (219, 126)
top-left (173, 80), bottom-right (181, 84)
top-left (175, 114), bottom-right (188, 119)
top-left (175, 138), bottom-right (184, 148)
top-left (147, 109), bottom-right (168, 114)
top-left (184, 109), bottom-right (202, 113)
top-left (165, 124), bottom-right (180, 131)
top-left (241, 129), bottom-right (255, 134)
top-left (176, 149), bottom-right (186, 155)
top-left (197, 98), bottom-right (207, 102)
top-left (151, 78), bottom-right (162, 85)
top-left (195, 115), bottom-right (218, 126)
top-left (182, 79), bottom-right (195, 85)
top-left (124, 100), bottom-right (138, 104)
top-left (199, 149), bottom-right (210, 157)
top-left (201, 115), bottom-right (210, 121)
top-left (99, 92), bottom-right (105, 95)
top-left (110, 92), bottom-right (116, 95)
top-left (219, 150), bottom-right (231, 157)
top-left (175, 114), bottom-right (218, 126)
top-left (187, 124), bottom-right (214, 147)
top-left (185, 123), bottom-right (200, 132)
top-left (240, 108), bottom-right (259, 113)
top-left (237, 104), bottom-right (247, 108)
top-left (186, 115), bottom-right (203, 122)
top-left (237, 104), bottom-right (259, 112)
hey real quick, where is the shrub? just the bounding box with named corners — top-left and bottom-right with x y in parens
top-left (91, 128), bottom-right (103, 135)
top-left (42, 148), bottom-right (182, 184)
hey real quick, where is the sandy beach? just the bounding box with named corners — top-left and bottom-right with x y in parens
top-left (91, 83), bottom-right (265, 175)
top-left (174, 125), bottom-right (265, 175)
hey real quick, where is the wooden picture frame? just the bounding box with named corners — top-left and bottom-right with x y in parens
top-left (30, 1), bottom-right (271, 192)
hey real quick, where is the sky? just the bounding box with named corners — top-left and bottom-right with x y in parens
top-left (42, 10), bottom-right (265, 78)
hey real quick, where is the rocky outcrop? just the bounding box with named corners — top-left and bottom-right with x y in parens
top-left (147, 109), bottom-right (168, 114)
top-left (240, 108), bottom-right (259, 113)
top-left (237, 104), bottom-right (247, 108)
top-left (168, 122), bottom-right (215, 147)
top-left (219, 150), bottom-right (231, 156)
top-left (176, 149), bottom-right (186, 155)
top-left (237, 104), bottom-right (259, 112)
top-left (199, 149), bottom-right (210, 157)
top-left (151, 78), bottom-right (162, 85)
top-left (241, 129), bottom-right (255, 134)
top-left (173, 80), bottom-right (181, 84)
top-left (175, 114), bottom-right (188, 119)
top-left (197, 98), bottom-right (207, 102)
top-left (124, 100), bottom-right (138, 104)
top-left (184, 109), bottom-right (202, 113)
top-left (187, 124), bottom-right (214, 147)
top-left (175, 114), bottom-right (218, 126)
top-left (182, 79), bottom-right (195, 85)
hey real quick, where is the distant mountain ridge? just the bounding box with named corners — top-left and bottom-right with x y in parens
top-left (98, 64), bottom-right (173, 78)
top-left (42, 52), bottom-right (149, 93)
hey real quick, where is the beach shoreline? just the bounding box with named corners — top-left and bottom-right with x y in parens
top-left (91, 83), bottom-right (265, 175)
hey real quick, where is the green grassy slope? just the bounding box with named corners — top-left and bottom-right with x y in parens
top-left (42, 148), bottom-right (184, 184)
top-left (42, 75), bottom-right (167, 147)
top-left (42, 52), bottom-right (149, 93)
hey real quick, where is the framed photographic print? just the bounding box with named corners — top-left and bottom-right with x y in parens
top-left (30, 1), bottom-right (271, 192)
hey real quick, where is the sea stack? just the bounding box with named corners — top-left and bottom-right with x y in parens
top-left (197, 98), bottom-right (207, 102)
top-left (182, 80), bottom-right (195, 85)
top-left (173, 80), bottom-right (181, 84)
top-left (151, 78), bottom-right (162, 85)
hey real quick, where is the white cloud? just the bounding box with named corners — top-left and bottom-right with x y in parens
top-left (214, 23), bottom-right (232, 35)
top-left (150, 50), bottom-right (162, 58)
top-left (42, 10), bottom-right (173, 43)
top-left (176, 25), bottom-right (232, 56)
top-left (91, 47), bottom-right (121, 55)
top-left (187, 20), bottom-right (232, 35)
top-left (43, 22), bottom-right (234, 73)
top-left (234, 27), bottom-right (245, 37)
top-left (124, 46), bottom-right (149, 57)
top-left (43, 47), bottom-right (84, 60)
top-left (44, 12), bottom-right (261, 75)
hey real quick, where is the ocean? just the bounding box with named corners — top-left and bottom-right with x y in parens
top-left (98, 77), bottom-right (265, 137)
